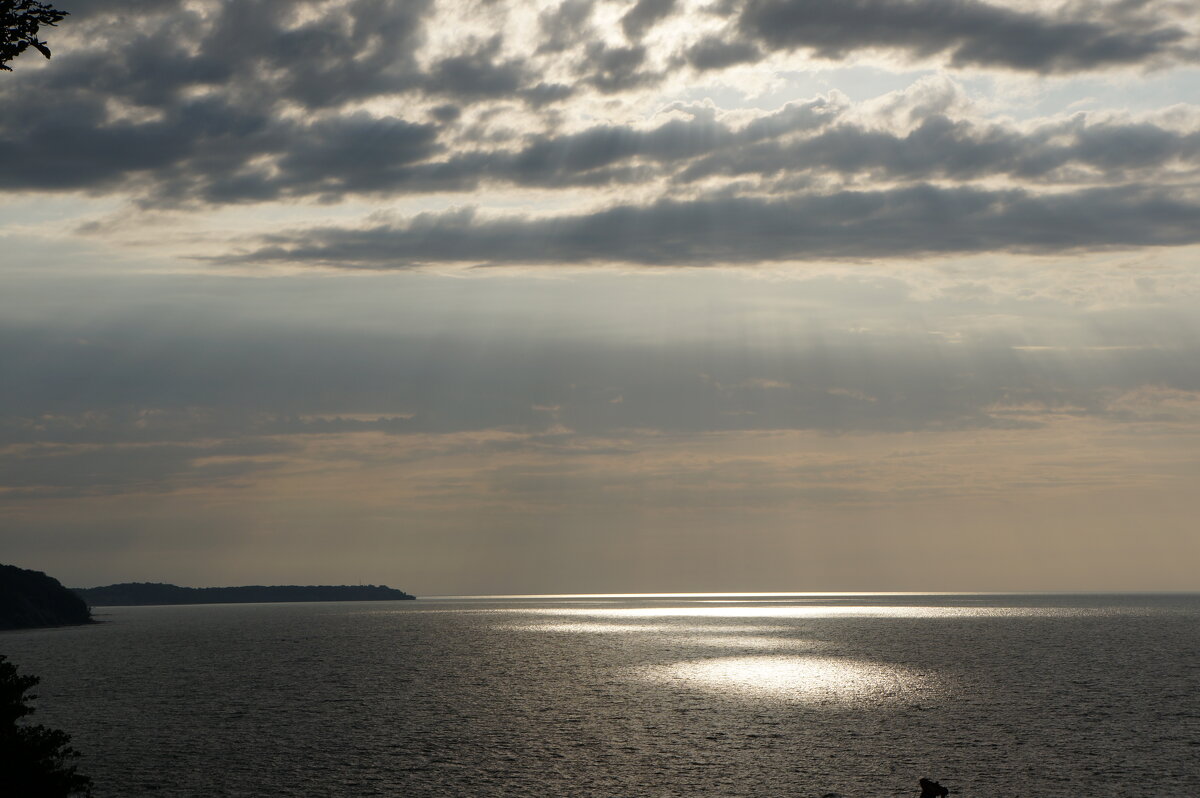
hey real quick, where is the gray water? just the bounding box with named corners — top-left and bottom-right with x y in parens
top-left (3, 593), bottom-right (1198, 797)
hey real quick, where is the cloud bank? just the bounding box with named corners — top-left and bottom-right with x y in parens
top-left (0, 0), bottom-right (1196, 269)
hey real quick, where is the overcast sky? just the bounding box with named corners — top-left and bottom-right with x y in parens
top-left (2, 0), bottom-right (1199, 594)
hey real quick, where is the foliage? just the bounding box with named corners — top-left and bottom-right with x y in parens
top-left (0, 564), bottom-right (93, 630)
top-left (0, 655), bottom-right (92, 797)
top-left (1, 0), bottom-right (68, 70)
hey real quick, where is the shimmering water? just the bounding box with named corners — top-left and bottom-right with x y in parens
top-left (3, 594), bottom-right (1198, 797)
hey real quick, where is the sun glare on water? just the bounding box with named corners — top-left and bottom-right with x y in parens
top-left (644, 656), bottom-right (930, 704)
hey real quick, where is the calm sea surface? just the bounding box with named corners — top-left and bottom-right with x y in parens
top-left (3, 594), bottom-right (1198, 797)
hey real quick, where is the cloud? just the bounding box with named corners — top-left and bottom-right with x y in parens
top-left (580, 42), bottom-right (658, 93)
top-left (5, 269), bottom-right (1200, 444)
top-left (221, 184), bottom-right (1200, 267)
top-left (45, 0), bottom-right (432, 109)
top-left (733, 0), bottom-right (1196, 73)
top-left (0, 439), bottom-right (293, 498)
top-left (681, 35), bottom-right (761, 71)
top-left (537, 0), bottom-right (596, 54)
top-left (677, 113), bottom-right (1200, 184)
top-left (621, 0), bottom-right (677, 41)
top-left (268, 114), bottom-right (442, 198)
top-left (423, 36), bottom-right (531, 99)
top-left (2, 1), bottom-right (1196, 211)
top-left (0, 0), bottom-right (535, 202)
top-left (5, 262), bottom-right (1200, 509)
top-left (5, 47), bottom-right (1196, 209)
top-left (0, 91), bottom-right (846, 201)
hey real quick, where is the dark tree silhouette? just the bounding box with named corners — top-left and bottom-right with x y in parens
top-left (0, 563), bottom-right (93, 630)
top-left (0, 655), bottom-right (92, 797)
top-left (1, 0), bottom-right (68, 70)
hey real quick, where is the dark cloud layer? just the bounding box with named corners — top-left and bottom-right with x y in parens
top-left (6, 271), bottom-right (1200, 433)
top-left (621, 0), bottom-right (676, 40)
top-left (8, 77), bottom-right (1194, 211)
top-left (1, 0), bottom-right (1196, 211)
top-left (677, 114), bottom-right (1200, 184)
top-left (681, 35), bottom-right (762, 71)
top-left (51, 0), bottom-right (432, 108)
top-left (0, 92), bottom-right (847, 201)
top-left (4, 288), bottom-right (1200, 497)
top-left (225, 184), bottom-right (1200, 267)
top-left (4, 250), bottom-right (1200, 506)
top-left (734, 0), bottom-right (1193, 73)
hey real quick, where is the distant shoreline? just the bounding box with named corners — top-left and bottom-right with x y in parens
top-left (73, 582), bottom-right (416, 607)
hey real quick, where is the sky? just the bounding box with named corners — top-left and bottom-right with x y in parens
top-left (2, 0), bottom-right (1199, 594)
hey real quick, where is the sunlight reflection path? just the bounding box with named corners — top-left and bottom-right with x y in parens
top-left (642, 656), bottom-right (931, 704)
top-left (504, 605), bottom-right (1104, 619)
top-left (497, 605), bottom-right (953, 703)
top-left (495, 622), bottom-right (790, 634)
top-left (484, 601), bottom-right (1145, 705)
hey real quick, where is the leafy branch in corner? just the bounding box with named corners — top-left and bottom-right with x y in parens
top-left (1, 0), bottom-right (68, 70)
top-left (0, 654), bottom-right (92, 797)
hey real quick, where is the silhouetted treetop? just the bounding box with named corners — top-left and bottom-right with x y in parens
top-left (1, 0), bottom-right (67, 71)
top-left (0, 655), bottom-right (93, 797)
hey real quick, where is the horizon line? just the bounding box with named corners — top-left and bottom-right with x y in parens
top-left (419, 590), bottom-right (1200, 600)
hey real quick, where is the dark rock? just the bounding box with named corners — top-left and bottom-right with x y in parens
top-left (920, 777), bottom-right (950, 797)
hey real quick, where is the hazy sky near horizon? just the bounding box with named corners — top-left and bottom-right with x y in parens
top-left (3, 0), bottom-right (1200, 594)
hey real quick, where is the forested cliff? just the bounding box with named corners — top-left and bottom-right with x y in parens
top-left (0, 564), bottom-right (93, 630)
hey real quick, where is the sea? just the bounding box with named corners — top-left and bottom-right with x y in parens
top-left (3, 593), bottom-right (1198, 798)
